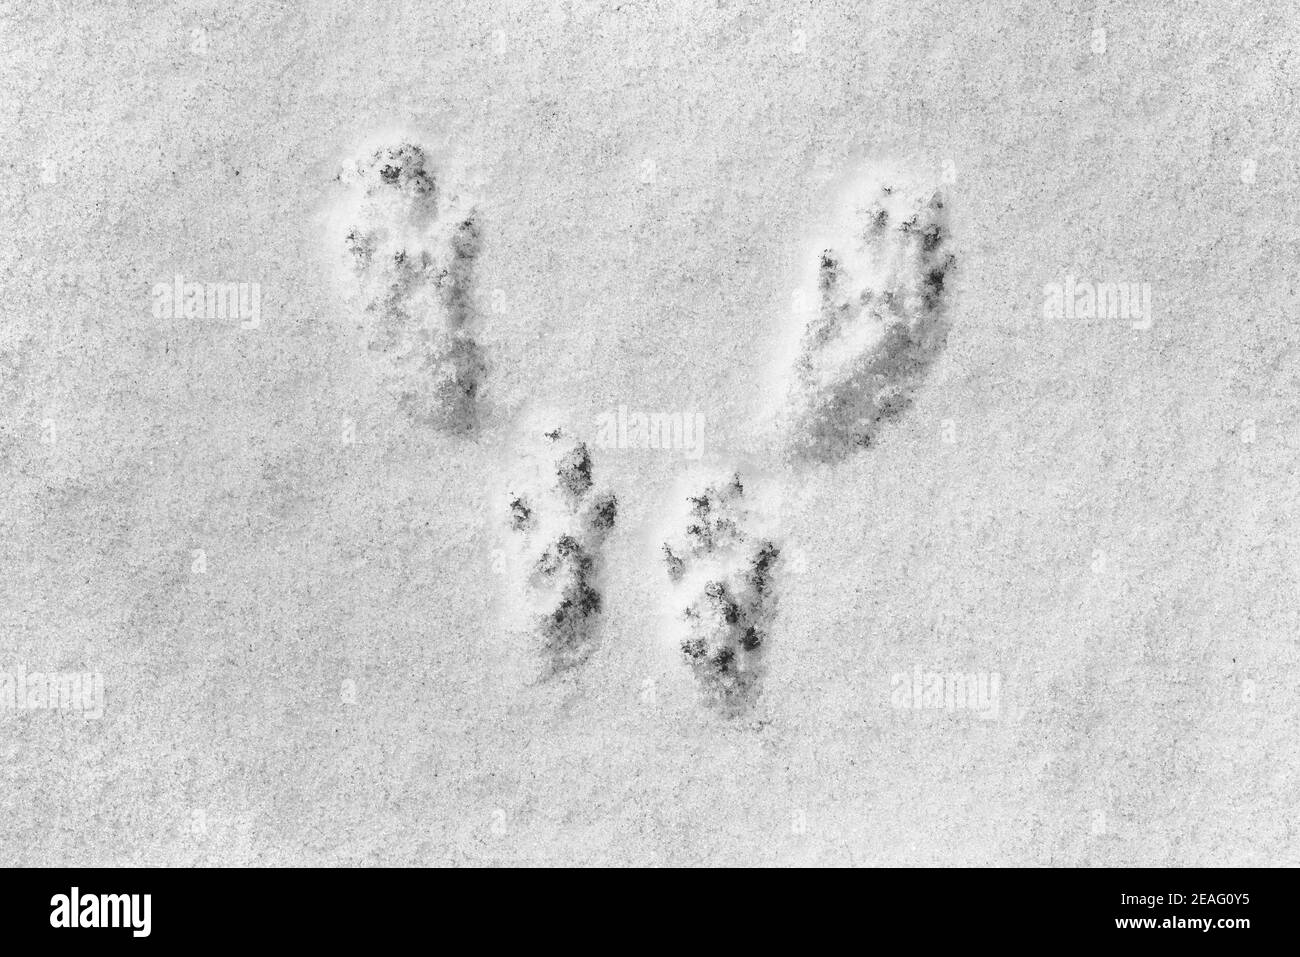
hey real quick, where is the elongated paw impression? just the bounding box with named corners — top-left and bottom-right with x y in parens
top-left (334, 141), bottom-right (485, 433)
top-left (785, 171), bottom-right (956, 461)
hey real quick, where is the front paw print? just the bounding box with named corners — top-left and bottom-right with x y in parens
top-left (662, 473), bottom-right (781, 713)
top-left (506, 429), bottom-right (618, 677)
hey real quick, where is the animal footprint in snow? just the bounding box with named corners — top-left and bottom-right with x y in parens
top-left (783, 169), bottom-right (956, 461)
top-left (333, 141), bottom-right (485, 432)
top-left (661, 474), bottom-right (781, 713)
top-left (505, 429), bottom-right (618, 677)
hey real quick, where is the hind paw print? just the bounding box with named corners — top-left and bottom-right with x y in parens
top-left (506, 429), bottom-right (618, 676)
top-left (335, 141), bottom-right (485, 432)
top-left (661, 474), bottom-right (780, 713)
top-left (784, 170), bottom-right (956, 461)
